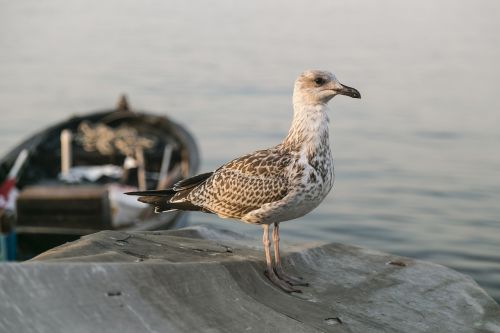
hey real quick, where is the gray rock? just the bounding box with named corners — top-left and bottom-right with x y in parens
top-left (0, 225), bottom-right (499, 333)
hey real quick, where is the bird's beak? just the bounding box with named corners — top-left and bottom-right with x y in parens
top-left (335, 83), bottom-right (361, 99)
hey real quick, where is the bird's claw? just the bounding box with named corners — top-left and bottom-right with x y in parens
top-left (274, 267), bottom-right (309, 286)
top-left (264, 269), bottom-right (302, 293)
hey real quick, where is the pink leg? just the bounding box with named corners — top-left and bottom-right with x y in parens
top-left (262, 225), bottom-right (299, 292)
top-left (272, 223), bottom-right (308, 286)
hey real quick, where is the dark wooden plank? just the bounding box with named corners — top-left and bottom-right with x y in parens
top-left (16, 185), bottom-right (111, 230)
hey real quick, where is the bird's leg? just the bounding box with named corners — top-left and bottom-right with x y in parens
top-left (272, 223), bottom-right (309, 286)
top-left (262, 225), bottom-right (299, 293)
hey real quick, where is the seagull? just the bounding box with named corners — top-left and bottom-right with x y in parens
top-left (126, 70), bottom-right (361, 292)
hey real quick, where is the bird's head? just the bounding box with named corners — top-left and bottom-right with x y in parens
top-left (293, 70), bottom-right (361, 106)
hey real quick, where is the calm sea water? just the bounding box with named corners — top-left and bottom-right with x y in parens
top-left (1, 0), bottom-right (499, 301)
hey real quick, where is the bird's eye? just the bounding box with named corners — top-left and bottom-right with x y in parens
top-left (314, 77), bottom-right (325, 85)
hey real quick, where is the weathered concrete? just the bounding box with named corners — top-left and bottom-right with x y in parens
top-left (0, 225), bottom-right (499, 333)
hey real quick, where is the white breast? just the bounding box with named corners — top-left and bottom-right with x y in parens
top-left (241, 104), bottom-right (335, 225)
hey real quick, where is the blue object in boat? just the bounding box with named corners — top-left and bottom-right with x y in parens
top-left (0, 231), bottom-right (16, 261)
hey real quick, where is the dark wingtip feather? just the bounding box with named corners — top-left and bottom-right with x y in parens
top-left (173, 172), bottom-right (213, 190)
top-left (125, 189), bottom-right (176, 197)
top-left (125, 191), bottom-right (144, 196)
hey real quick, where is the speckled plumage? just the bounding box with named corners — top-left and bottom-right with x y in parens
top-left (127, 70), bottom-right (360, 292)
top-left (183, 149), bottom-right (292, 220)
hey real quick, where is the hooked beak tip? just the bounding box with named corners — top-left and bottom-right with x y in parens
top-left (338, 83), bottom-right (361, 99)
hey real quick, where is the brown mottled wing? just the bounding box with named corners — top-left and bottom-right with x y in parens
top-left (182, 148), bottom-right (292, 219)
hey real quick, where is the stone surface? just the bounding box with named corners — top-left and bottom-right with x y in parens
top-left (0, 225), bottom-right (499, 333)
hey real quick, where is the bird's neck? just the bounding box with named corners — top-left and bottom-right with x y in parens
top-left (282, 103), bottom-right (331, 153)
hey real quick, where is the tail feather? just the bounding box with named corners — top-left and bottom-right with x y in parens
top-left (137, 195), bottom-right (175, 212)
top-left (134, 195), bottom-right (204, 213)
top-left (124, 172), bottom-right (214, 213)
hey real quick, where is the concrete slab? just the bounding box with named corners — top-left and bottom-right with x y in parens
top-left (0, 225), bottom-right (499, 333)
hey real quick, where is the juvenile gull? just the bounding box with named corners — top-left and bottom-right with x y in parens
top-left (127, 70), bottom-right (361, 292)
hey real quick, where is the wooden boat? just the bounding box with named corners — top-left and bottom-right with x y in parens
top-left (0, 96), bottom-right (199, 259)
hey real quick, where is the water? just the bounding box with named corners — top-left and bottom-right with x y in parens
top-left (1, 0), bottom-right (499, 301)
